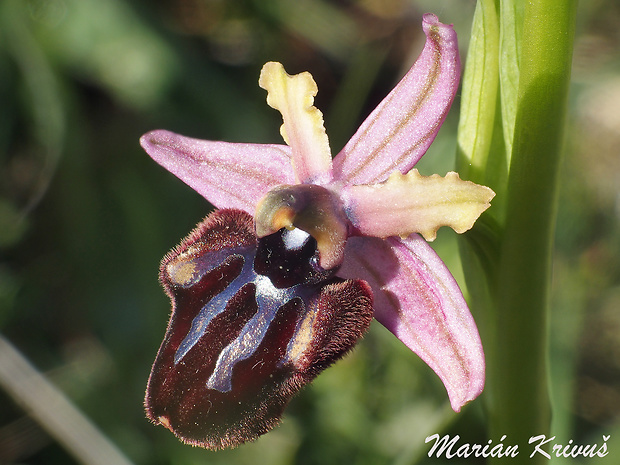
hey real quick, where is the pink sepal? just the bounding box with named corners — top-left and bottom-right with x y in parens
top-left (141, 130), bottom-right (295, 214)
top-left (332, 13), bottom-right (461, 185)
top-left (337, 234), bottom-right (485, 411)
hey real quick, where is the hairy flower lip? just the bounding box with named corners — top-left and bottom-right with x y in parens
top-left (142, 13), bottom-right (490, 418)
top-left (145, 209), bottom-right (374, 449)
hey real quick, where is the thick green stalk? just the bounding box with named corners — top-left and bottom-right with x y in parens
top-left (491, 0), bottom-right (577, 462)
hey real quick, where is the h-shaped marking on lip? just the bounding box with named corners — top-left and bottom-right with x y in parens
top-left (173, 247), bottom-right (316, 393)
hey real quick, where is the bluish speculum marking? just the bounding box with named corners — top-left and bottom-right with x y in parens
top-left (207, 276), bottom-right (302, 391)
top-left (173, 248), bottom-right (255, 365)
top-left (172, 228), bottom-right (337, 393)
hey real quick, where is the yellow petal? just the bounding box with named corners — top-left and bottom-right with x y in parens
top-left (259, 62), bottom-right (332, 184)
top-left (343, 169), bottom-right (495, 241)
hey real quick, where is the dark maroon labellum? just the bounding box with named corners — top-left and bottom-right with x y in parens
top-left (145, 209), bottom-right (373, 449)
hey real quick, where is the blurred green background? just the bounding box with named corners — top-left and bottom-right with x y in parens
top-left (1, 0), bottom-right (619, 464)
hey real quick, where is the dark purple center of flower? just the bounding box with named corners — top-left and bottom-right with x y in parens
top-left (171, 227), bottom-right (338, 392)
top-left (254, 227), bottom-right (337, 287)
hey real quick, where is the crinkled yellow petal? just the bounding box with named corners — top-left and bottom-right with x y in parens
top-left (259, 62), bottom-right (332, 184)
top-left (343, 169), bottom-right (495, 241)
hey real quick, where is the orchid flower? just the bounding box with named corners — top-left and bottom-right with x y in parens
top-left (141, 14), bottom-right (494, 450)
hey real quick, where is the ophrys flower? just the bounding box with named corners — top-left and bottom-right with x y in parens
top-left (141, 13), bottom-right (494, 450)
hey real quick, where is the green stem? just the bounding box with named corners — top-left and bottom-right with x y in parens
top-left (491, 0), bottom-right (576, 462)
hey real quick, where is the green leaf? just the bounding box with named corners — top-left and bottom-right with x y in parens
top-left (499, 0), bottom-right (524, 161)
top-left (456, 0), bottom-right (500, 183)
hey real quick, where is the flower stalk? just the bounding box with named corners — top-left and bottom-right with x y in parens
top-left (458, 0), bottom-right (577, 462)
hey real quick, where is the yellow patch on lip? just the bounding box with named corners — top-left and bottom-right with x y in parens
top-left (167, 258), bottom-right (197, 286)
top-left (158, 415), bottom-right (173, 430)
top-left (286, 307), bottom-right (318, 368)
